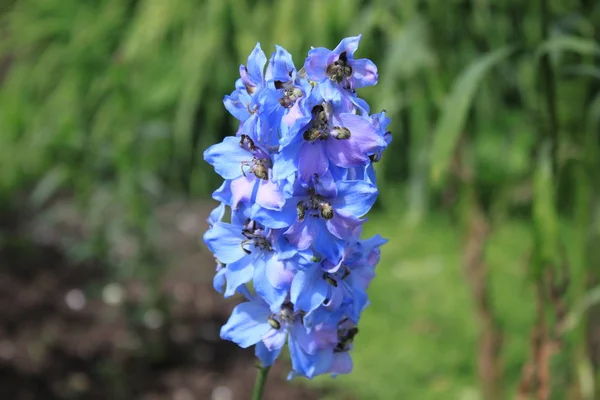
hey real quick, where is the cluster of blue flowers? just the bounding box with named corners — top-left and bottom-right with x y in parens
top-left (203, 35), bottom-right (391, 379)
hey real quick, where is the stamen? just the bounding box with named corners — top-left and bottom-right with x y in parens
top-left (326, 51), bottom-right (353, 83)
top-left (323, 273), bottom-right (338, 287)
top-left (268, 317), bottom-right (281, 330)
top-left (319, 202), bottom-right (334, 219)
top-left (297, 201), bottom-right (306, 221)
top-left (332, 126), bottom-right (351, 140)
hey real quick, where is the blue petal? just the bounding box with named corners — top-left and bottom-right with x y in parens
top-left (288, 325), bottom-right (324, 379)
top-left (312, 230), bottom-right (344, 265)
top-left (220, 301), bottom-right (271, 348)
top-left (223, 90), bottom-right (252, 121)
top-left (330, 352), bottom-right (353, 376)
top-left (285, 218), bottom-right (317, 251)
top-left (256, 178), bottom-right (285, 211)
top-left (304, 47), bottom-right (333, 82)
top-left (298, 141), bottom-right (329, 181)
top-left (262, 326), bottom-right (288, 351)
top-left (331, 180), bottom-right (378, 217)
top-left (204, 136), bottom-right (251, 180)
top-left (224, 256), bottom-right (254, 297)
top-left (255, 340), bottom-right (283, 367)
top-left (203, 222), bottom-right (246, 264)
top-left (272, 143), bottom-right (300, 181)
top-left (326, 113), bottom-right (385, 167)
top-left (253, 254), bottom-right (290, 312)
top-left (351, 58), bottom-right (378, 88)
top-left (251, 198), bottom-right (297, 229)
top-left (246, 43), bottom-right (267, 85)
top-left (213, 268), bottom-right (226, 293)
top-left (212, 180), bottom-right (232, 206)
top-left (317, 80), bottom-right (343, 103)
top-left (290, 264), bottom-right (328, 313)
top-left (207, 203), bottom-right (226, 227)
top-left (266, 45), bottom-right (296, 82)
top-left (325, 211), bottom-right (362, 240)
top-left (306, 349), bottom-right (334, 379)
top-left (332, 35), bottom-right (362, 57)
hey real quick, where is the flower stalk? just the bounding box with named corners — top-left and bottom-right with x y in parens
top-left (252, 365), bottom-right (271, 400)
top-left (203, 35), bottom-right (390, 385)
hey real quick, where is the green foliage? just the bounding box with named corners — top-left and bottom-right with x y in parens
top-left (1, 0), bottom-right (600, 398)
top-left (429, 46), bottom-right (514, 187)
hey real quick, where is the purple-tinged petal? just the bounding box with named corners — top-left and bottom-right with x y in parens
top-left (220, 301), bottom-right (271, 348)
top-left (256, 178), bottom-right (285, 210)
top-left (262, 327), bottom-right (287, 351)
top-left (325, 212), bottom-right (362, 240)
top-left (351, 58), bottom-right (378, 88)
top-left (265, 254), bottom-right (295, 289)
top-left (298, 141), bottom-right (328, 181)
top-left (326, 113), bottom-right (386, 167)
top-left (304, 47), bottom-right (335, 82)
top-left (284, 219), bottom-right (314, 251)
top-left (282, 102), bottom-right (310, 135)
top-left (330, 352), bottom-right (353, 376)
top-left (230, 175), bottom-right (258, 209)
top-left (313, 170), bottom-right (338, 197)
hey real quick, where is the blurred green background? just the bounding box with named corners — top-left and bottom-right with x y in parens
top-left (1, 0), bottom-right (600, 399)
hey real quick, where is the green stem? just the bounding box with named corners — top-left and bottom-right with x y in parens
top-left (539, 0), bottom-right (559, 173)
top-left (252, 365), bottom-right (271, 400)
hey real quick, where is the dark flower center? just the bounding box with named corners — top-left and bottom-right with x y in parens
top-left (241, 158), bottom-right (270, 180)
top-left (335, 324), bottom-right (359, 353)
top-left (326, 52), bottom-right (353, 83)
top-left (331, 126), bottom-right (351, 140)
top-left (303, 105), bottom-right (329, 142)
top-left (240, 219), bottom-right (271, 254)
top-left (296, 191), bottom-right (334, 221)
top-left (322, 266), bottom-right (351, 287)
top-left (268, 302), bottom-right (296, 330)
top-left (276, 80), bottom-right (303, 109)
top-left (239, 135), bottom-right (272, 180)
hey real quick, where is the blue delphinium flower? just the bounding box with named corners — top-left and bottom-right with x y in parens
top-left (203, 36), bottom-right (390, 381)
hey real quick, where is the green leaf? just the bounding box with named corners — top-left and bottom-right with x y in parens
top-left (30, 166), bottom-right (67, 207)
top-left (532, 141), bottom-right (559, 272)
top-left (430, 46), bottom-right (514, 185)
top-left (536, 36), bottom-right (600, 59)
top-left (562, 64), bottom-right (600, 80)
top-left (561, 285), bottom-right (600, 333)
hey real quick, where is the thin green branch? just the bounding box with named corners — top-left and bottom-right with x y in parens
top-left (252, 365), bottom-right (271, 400)
top-left (539, 0), bottom-right (559, 173)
